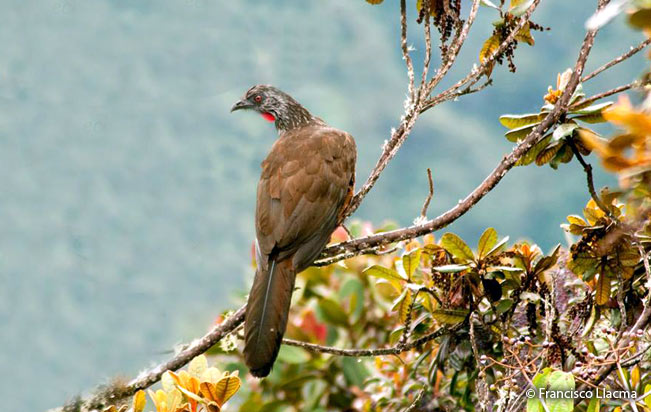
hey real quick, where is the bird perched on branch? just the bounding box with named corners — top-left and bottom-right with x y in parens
top-left (231, 85), bottom-right (357, 377)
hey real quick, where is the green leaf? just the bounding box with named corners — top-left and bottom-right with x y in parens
top-left (485, 236), bottom-right (510, 258)
top-left (432, 308), bottom-right (469, 324)
top-left (549, 143), bottom-right (572, 169)
top-left (477, 228), bottom-right (498, 259)
top-left (339, 277), bottom-right (365, 322)
top-left (402, 248), bottom-right (422, 280)
top-left (490, 265), bottom-right (523, 273)
top-left (317, 298), bottom-right (349, 326)
top-left (572, 112), bottom-right (607, 124)
top-left (552, 123), bottom-right (578, 141)
top-left (433, 264), bottom-right (470, 273)
top-left (571, 101), bottom-right (613, 115)
top-left (342, 357), bottom-right (370, 387)
top-left (276, 345), bottom-right (311, 364)
top-left (440, 233), bottom-right (475, 263)
top-left (495, 299), bottom-right (514, 314)
top-left (587, 397), bottom-right (600, 412)
top-left (527, 368), bottom-right (551, 412)
top-left (499, 113), bottom-right (544, 129)
top-left (509, 0), bottom-right (534, 16)
top-left (569, 83), bottom-right (585, 105)
top-left (364, 265), bottom-right (403, 290)
top-left (505, 124), bottom-right (537, 142)
top-left (546, 371), bottom-right (575, 412)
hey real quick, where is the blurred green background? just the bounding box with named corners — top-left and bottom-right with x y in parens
top-left (0, 0), bottom-right (647, 410)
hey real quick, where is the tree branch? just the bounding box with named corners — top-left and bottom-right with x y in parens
top-left (282, 320), bottom-right (465, 357)
top-left (50, 306), bottom-right (247, 412)
top-left (570, 80), bottom-right (647, 109)
top-left (582, 38), bottom-right (651, 82)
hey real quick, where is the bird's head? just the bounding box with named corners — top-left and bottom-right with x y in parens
top-left (231, 85), bottom-right (315, 130)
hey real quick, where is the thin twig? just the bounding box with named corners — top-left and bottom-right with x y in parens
top-left (570, 80), bottom-right (645, 109)
top-left (404, 388), bottom-right (426, 412)
top-left (582, 38), bottom-right (651, 82)
top-left (567, 140), bottom-right (612, 216)
top-left (420, 168), bottom-right (434, 219)
top-left (427, 0), bottom-right (481, 92)
top-left (418, 2), bottom-right (432, 95)
top-left (283, 320), bottom-right (466, 357)
top-left (401, 0), bottom-right (416, 102)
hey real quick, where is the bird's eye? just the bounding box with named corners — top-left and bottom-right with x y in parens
top-left (254, 95), bottom-right (262, 103)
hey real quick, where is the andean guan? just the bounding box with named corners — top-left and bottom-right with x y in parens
top-left (231, 85), bottom-right (357, 377)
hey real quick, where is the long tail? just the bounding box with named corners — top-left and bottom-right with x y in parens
top-left (243, 258), bottom-right (296, 377)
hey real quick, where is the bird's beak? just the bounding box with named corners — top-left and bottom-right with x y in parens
top-left (230, 98), bottom-right (253, 112)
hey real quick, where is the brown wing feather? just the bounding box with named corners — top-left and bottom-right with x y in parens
top-left (256, 125), bottom-right (356, 269)
top-left (244, 125), bottom-right (356, 377)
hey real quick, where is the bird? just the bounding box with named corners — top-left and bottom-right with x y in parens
top-left (231, 85), bottom-right (357, 377)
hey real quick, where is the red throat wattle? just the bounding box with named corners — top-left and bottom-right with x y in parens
top-left (261, 112), bottom-right (275, 122)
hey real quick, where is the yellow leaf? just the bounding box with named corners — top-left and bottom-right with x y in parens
top-left (161, 371), bottom-right (176, 393)
top-left (596, 273), bottom-right (611, 305)
top-left (202, 367), bottom-right (223, 383)
top-left (516, 134), bottom-right (551, 166)
top-left (535, 143), bottom-right (560, 166)
top-left (432, 308), bottom-right (469, 324)
top-left (402, 249), bottom-right (422, 279)
top-left (200, 375), bottom-right (242, 406)
top-left (567, 215), bottom-right (587, 226)
top-left (514, 22), bottom-right (535, 45)
top-left (480, 34), bottom-right (500, 64)
top-left (632, 365), bottom-right (640, 388)
top-left (188, 355), bottom-right (208, 378)
top-left (399, 289), bottom-right (413, 324)
top-left (440, 233), bottom-right (475, 263)
top-left (477, 228), bottom-right (498, 259)
top-left (166, 389), bottom-right (183, 412)
top-left (133, 390), bottom-right (146, 412)
top-left (148, 390), bottom-right (167, 412)
top-left (604, 96), bottom-right (651, 136)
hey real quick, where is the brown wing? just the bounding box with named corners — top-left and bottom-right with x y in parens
top-left (255, 125), bottom-right (356, 272)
